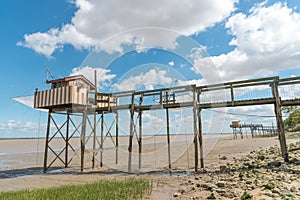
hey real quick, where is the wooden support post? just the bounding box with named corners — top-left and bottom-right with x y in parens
top-left (43, 109), bottom-right (52, 173)
top-left (230, 84), bottom-right (234, 106)
top-left (271, 79), bottom-right (289, 162)
top-left (166, 108), bottom-right (171, 170)
top-left (160, 91), bottom-right (163, 108)
top-left (92, 70), bottom-right (97, 169)
top-left (138, 111), bottom-right (142, 169)
top-left (100, 112), bottom-right (104, 167)
top-left (115, 111), bottom-right (119, 164)
top-left (128, 93), bottom-right (135, 172)
top-left (138, 95), bottom-right (143, 169)
top-left (92, 111), bottom-right (97, 169)
top-left (80, 108), bottom-right (87, 172)
top-left (65, 112), bottom-right (70, 168)
top-left (197, 92), bottom-right (204, 168)
top-left (192, 87), bottom-right (199, 172)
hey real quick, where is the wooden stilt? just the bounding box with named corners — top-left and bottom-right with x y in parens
top-left (92, 111), bottom-right (97, 169)
top-left (271, 79), bottom-right (289, 162)
top-left (115, 111), bottom-right (119, 164)
top-left (100, 112), bottom-right (104, 167)
top-left (65, 112), bottom-right (70, 168)
top-left (138, 111), bottom-right (142, 169)
top-left (80, 108), bottom-right (87, 172)
top-left (128, 93), bottom-right (135, 172)
top-left (43, 109), bottom-right (52, 173)
top-left (197, 92), bottom-right (204, 168)
top-left (138, 95), bottom-right (143, 169)
top-left (166, 108), bottom-right (171, 170)
top-left (92, 70), bottom-right (97, 169)
top-left (192, 87), bottom-right (199, 172)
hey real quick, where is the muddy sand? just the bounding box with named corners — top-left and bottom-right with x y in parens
top-left (0, 134), bottom-right (299, 199)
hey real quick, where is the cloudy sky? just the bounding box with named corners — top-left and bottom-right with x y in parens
top-left (1, 0), bottom-right (300, 138)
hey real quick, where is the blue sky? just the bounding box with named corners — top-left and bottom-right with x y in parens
top-left (1, 0), bottom-right (300, 138)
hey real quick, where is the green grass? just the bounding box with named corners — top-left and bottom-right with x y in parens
top-left (0, 178), bottom-right (152, 200)
top-left (286, 134), bottom-right (300, 139)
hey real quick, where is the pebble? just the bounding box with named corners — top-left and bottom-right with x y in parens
top-left (216, 181), bottom-right (225, 188)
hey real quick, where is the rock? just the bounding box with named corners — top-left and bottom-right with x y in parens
top-left (257, 155), bottom-right (265, 160)
top-left (200, 183), bottom-right (215, 191)
top-left (216, 181), bottom-right (225, 188)
top-left (268, 161), bottom-right (281, 167)
top-left (178, 187), bottom-right (186, 194)
top-left (219, 155), bottom-right (227, 160)
top-left (206, 192), bottom-right (217, 199)
top-left (295, 160), bottom-right (300, 165)
top-left (292, 168), bottom-right (300, 174)
top-left (173, 192), bottom-right (180, 197)
top-left (289, 157), bottom-right (299, 164)
top-left (215, 189), bottom-right (226, 194)
top-left (219, 165), bottom-right (227, 172)
top-left (272, 188), bottom-right (280, 194)
top-left (264, 191), bottom-right (274, 198)
top-left (290, 186), bottom-right (297, 192)
top-left (263, 182), bottom-right (275, 190)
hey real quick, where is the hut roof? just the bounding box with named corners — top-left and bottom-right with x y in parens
top-left (46, 75), bottom-right (96, 89)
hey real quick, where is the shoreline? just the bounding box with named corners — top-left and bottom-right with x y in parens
top-left (0, 135), bottom-right (299, 197)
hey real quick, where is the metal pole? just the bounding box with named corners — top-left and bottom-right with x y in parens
top-left (43, 109), bottom-right (52, 173)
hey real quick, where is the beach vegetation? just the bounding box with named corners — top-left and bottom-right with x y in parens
top-left (0, 178), bottom-right (152, 200)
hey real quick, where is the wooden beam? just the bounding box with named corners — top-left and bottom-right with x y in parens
top-left (271, 79), bottom-right (289, 162)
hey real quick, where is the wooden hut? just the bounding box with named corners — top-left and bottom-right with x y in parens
top-left (34, 75), bottom-right (96, 109)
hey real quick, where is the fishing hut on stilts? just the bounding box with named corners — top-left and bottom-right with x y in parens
top-left (34, 73), bottom-right (300, 173)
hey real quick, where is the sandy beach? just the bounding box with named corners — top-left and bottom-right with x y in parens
top-left (0, 134), bottom-right (299, 199)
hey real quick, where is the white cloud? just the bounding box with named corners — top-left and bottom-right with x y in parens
top-left (168, 61), bottom-right (175, 67)
top-left (70, 66), bottom-right (116, 89)
top-left (18, 0), bottom-right (237, 57)
top-left (114, 68), bottom-right (173, 91)
top-left (206, 2), bottom-right (300, 81)
top-left (0, 120), bottom-right (46, 133)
